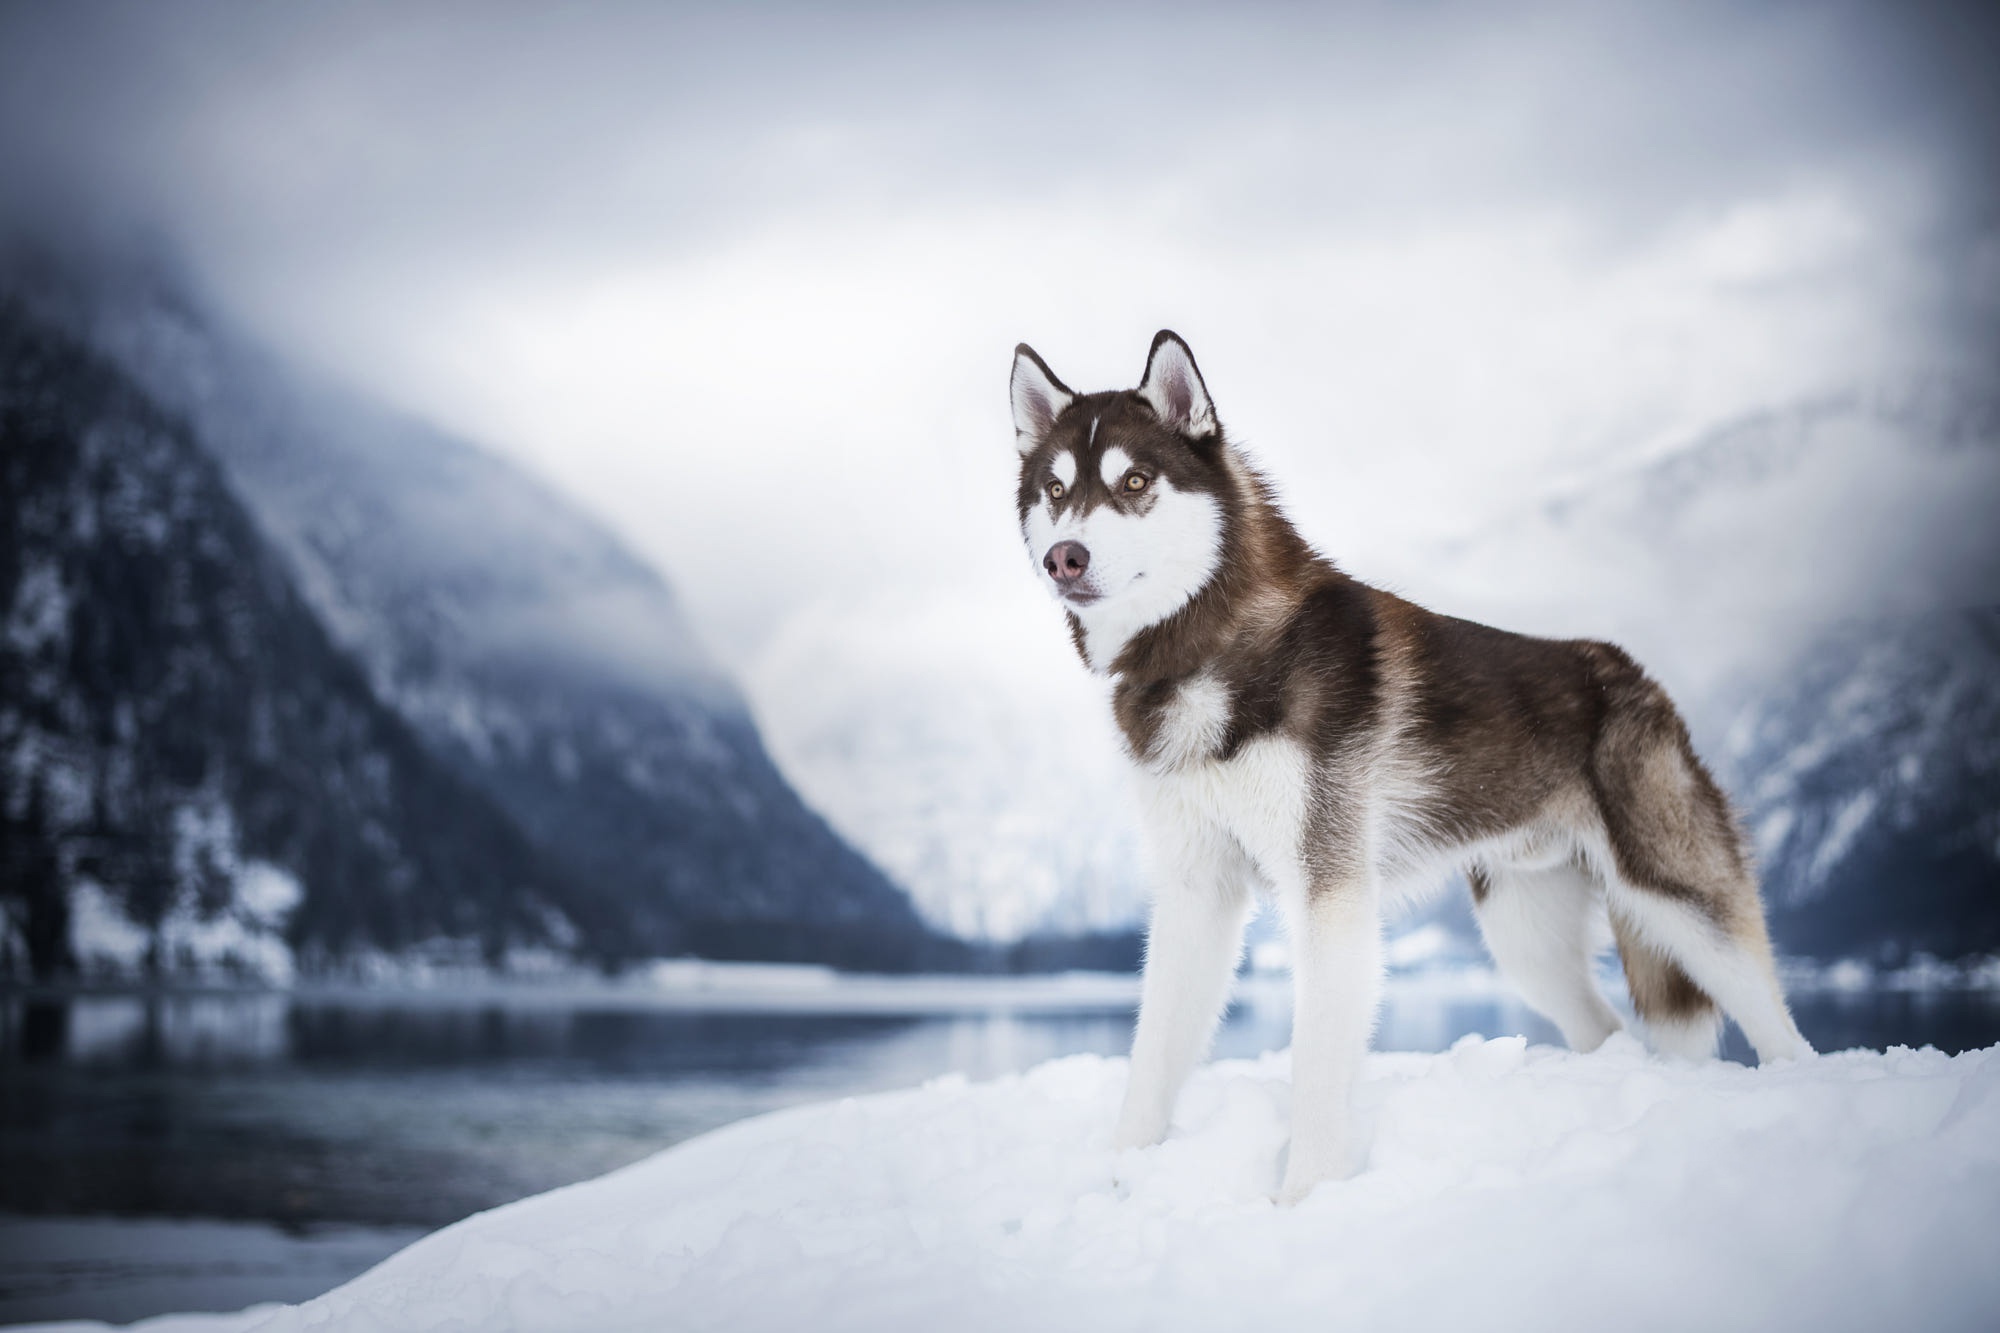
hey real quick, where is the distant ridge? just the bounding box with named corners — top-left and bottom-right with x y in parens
top-left (0, 251), bottom-right (959, 978)
top-left (1, 296), bottom-right (575, 978)
top-left (1724, 606), bottom-right (2000, 962)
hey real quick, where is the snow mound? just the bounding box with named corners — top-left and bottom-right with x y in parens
top-left (46, 1038), bottom-right (2000, 1333)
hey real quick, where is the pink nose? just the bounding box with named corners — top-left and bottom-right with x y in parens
top-left (1043, 541), bottom-right (1090, 584)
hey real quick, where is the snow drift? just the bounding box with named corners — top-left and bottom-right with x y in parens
top-left (33, 1037), bottom-right (2000, 1333)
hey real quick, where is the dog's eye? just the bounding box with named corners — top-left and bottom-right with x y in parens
top-left (1047, 480), bottom-right (1066, 500)
top-left (1123, 472), bottom-right (1149, 493)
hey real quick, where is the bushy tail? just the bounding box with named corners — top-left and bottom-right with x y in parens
top-left (1610, 912), bottom-right (1723, 1059)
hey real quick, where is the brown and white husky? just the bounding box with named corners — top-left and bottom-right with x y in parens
top-left (1009, 330), bottom-right (1813, 1204)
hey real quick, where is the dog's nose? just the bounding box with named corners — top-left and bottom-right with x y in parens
top-left (1043, 541), bottom-right (1091, 584)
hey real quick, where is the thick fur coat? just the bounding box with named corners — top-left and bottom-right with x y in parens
top-left (1010, 331), bottom-right (1810, 1203)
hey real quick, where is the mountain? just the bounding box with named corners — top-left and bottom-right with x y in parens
top-left (752, 388), bottom-right (2000, 957)
top-left (748, 599), bottom-right (1151, 944)
top-left (1424, 390), bottom-right (2000, 961)
top-left (0, 297), bottom-right (574, 980)
top-left (10, 244), bottom-right (1989, 974)
top-left (1423, 385), bottom-right (2000, 703)
top-left (2, 254), bottom-right (944, 977)
top-left (1721, 607), bottom-right (2000, 962)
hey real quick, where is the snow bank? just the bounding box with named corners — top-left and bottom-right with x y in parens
top-left (32, 1038), bottom-right (2000, 1333)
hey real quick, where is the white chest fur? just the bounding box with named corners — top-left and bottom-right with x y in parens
top-left (1145, 672), bottom-right (1233, 770)
top-left (1140, 729), bottom-right (1310, 897)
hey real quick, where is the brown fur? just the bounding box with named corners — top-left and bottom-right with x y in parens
top-left (1614, 915), bottom-right (1720, 1024)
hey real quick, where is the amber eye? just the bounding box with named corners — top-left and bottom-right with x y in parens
top-left (1123, 472), bottom-right (1149, 493)
top-left (1047, 479), bottom-right (1066, 500)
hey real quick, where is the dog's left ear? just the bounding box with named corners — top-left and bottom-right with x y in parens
top-left (1137, 330), bottom-right (1218, 440)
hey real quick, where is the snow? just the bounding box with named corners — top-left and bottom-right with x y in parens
top-left (66, 881), bottom-right (151, 974)
top-left (4, 556), bottom-right (70, 654)
top-left (1806, 789), bottom-right (1879, 885)
top-left (68, 857), bottom-right (303, 985)
top-left (26, 1037), bottom-right (1999, 1333)
top-left (234, 864), bottom-right (305, 929)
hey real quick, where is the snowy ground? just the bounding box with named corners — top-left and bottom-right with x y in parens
top-left (18, 1035), bottom-right (1997, 1333)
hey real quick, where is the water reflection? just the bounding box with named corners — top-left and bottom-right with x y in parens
top-left (2, 982), bottom-right (1995, 1232)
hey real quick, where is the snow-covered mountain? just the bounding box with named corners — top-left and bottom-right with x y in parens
top-left (0, 296), bottom-right (573, 980)
top-left (749, 599), bottom-right (1149, 943)
top-left (751, 384), bottom-right (2000, 958)
top-left (8, 238), bottom-right (1986, 970)
top-left (1722, 607), bottom-right (2000, 961)
top-left (1437, 393), bottom-right (1999, 959)
top-left (1, 254), bottom-right (944, 977)
top-left (1422, 385), bottom-right (2000, 703)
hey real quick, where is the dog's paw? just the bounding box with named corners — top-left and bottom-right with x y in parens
top-left (1107, 1111), bottom-right (1169, 1153)
top-left (1274, 1144), bottom-right (1361, 1206)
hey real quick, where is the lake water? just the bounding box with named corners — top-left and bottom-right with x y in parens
top-left (3, 976), bottom-right (1997, 1326)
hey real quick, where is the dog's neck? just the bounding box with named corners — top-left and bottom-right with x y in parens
top-left (1092, 450), bottom-right (1327, 691)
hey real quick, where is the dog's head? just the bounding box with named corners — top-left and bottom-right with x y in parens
top-left (1011, 330), bottom-right (1229, 669)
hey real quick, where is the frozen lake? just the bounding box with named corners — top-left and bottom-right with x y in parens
top-left (3, 971), bottom-right (1997, 1326)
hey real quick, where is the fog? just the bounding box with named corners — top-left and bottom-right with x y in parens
top-left (5, 0), bottom-right (1995, 936)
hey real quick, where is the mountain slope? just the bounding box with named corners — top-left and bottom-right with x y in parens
top-left (0, 298), bottom-right (574, 979)
top-left (1407, 389), bottom-right (2000, 960)
top-left (1723, 607), bottom-right (2000, 961)
top-left (56, 268), bottom-right (935, 969)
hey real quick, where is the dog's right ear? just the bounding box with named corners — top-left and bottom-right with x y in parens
top-left (1011, 344), bottom-right (1074, 454)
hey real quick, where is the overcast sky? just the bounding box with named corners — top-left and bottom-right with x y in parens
top-left (4, 0), bottom-right (1994, 653)
top-left (5, 1), bottom-right (1997, 932)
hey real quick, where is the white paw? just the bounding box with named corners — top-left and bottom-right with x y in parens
top-left (1275, 1170), bottom-right (1332, 1208)
top-left (1108, 1120), bottom-right (1166, 1152)
top-left (1275, 1138), bottom-right (1361, 1205)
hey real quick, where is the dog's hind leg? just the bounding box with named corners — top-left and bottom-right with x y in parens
top-left (1470, 860), bottom-right (1623, 1052)
top-left (1609, 912), bottom-right (1723, 1059)
top-left (1112, 818), bottom-right (1255, 1150)
top-left (1589, 665), bottom-right (1811, 1064)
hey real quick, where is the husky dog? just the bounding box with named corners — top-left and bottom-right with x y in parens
top-left (1010, 331), bottom-right (1812, 1204)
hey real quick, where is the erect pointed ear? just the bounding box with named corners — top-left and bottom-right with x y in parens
top-left (1137, 330), bottom-right (1217, 439)
top-left (1010, 343), bottom-right (1075, 453)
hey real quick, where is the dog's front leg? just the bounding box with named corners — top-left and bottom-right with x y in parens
top-left (1276, 874), bottom-right (1383, 1205)
top-left (1112, 822), bottom-right (1252, 1150)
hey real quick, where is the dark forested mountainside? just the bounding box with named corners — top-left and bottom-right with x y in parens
top-left (72, 274), bottom-right (936, 970)
top-left (0, 256), bottom-right (955, 979)
top-left (1724, 607), bottom-right (2000, 963)
top-left (0, 301), bottom-right (574, 979)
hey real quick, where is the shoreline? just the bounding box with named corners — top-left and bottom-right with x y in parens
top-left (3, 952), bottom-right (1997, 1015)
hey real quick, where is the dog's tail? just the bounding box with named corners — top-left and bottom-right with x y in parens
top-left (1610, 913), bottom-right (1723, 1059)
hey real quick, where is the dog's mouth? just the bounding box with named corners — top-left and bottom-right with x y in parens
top-left (1054, 572), bottom-right (1141, 609)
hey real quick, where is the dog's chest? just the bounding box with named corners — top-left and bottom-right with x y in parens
top-left (1144, 671), bottom-right (1234, 768)
top-left (1137, 674), bottom-right (1309, 885)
